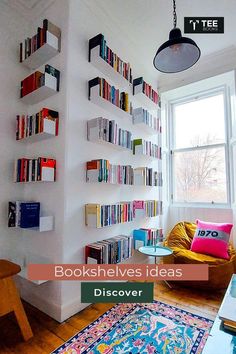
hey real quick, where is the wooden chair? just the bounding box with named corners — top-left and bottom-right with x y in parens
top-left (0, 259), bottom-right (33, 341)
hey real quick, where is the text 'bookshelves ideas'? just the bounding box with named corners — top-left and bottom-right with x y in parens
top-left (86, 33), bottom-right (162, 263)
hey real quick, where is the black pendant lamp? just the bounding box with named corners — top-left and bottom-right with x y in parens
top-left (153, 0), bottom-right (201, 73)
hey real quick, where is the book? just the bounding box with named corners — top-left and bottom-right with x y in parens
top-left (8, 202), bottom-right (16, 227)
top-left (133, 229), bottom-right (148, 249)
top-left (20, 202), bottom-right (40, 228)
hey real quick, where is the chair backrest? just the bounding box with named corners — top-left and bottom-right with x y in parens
top-left (166, 222), bottom-right (197, 250)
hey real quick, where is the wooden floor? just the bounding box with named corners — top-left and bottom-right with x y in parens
top-left (0, 282), bottom-right (225, 354)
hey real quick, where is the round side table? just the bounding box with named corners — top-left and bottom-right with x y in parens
top-left (138, 245), bottom-right (173, 288)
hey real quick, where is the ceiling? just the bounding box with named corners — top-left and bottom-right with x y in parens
top-left (3, 0), bottom-right (236, 89)
top-left (88, 0), bottom-right (236, 88)
top-left (1, 0), bottom-right (56, 18)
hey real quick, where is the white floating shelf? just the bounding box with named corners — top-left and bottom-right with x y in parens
top-left (90, 85), bottom-right (132, 120)
top-left (19, 268), bottom-right (48, 285)
top-left (18, 131), bottom-right (56, 143)
top-left (23, 216), bottom-right (54, 232)
top-left (133, 85), bottom-right (158, 111)
top-left (90, 46), bottom-right (132, 90)
top-left (21, 73), bottom-right (58, 105)
top-left (21, 32), bottom-right (60, 70)
top-left (88, 137), bottom-right (131, 152)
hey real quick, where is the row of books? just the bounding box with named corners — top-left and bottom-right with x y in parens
top-left (133, 107), bottom-right (160, 132)
top-left (14, 157), bottom-right (56, 183)
top-left (133, 77), bottom-right (159, 104)
top-left (133, 139), bottom-right (161, 159)
top-left (86, 160), bottom-right (133, 185)
top-left (16, 108), bottom-right (59, 140)
top-left (8, 201), bottom-right (40, 229)
top-left (85, 202), bottom-right (133, 228)
top-left (20, 64), bottom-right (60, 98)
top-left (85, 200), bottom-right (162, 228)
top-left (86, 159), bottom-right (162, 187)
top-left (133, 228), bottom-right (163, 249)
top-left (89, 77), bottom-right (133, 115)
top-left (133, 200), bottom-right (162, 218)
top-left (133, 167), bottom-right (162, 187)
top-left (87, 117), bottom-right (132, 149)
top-left (19, 19), bottom-right (61, 63)
top-left (89, 33), bottom-right (132, 83)
top-left (85, 235), bottom-right (133, 264)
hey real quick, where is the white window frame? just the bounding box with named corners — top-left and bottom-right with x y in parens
top-left (161, 71), bottom-right (235, 209)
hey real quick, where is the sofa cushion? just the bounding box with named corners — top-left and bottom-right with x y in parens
top-left (191, 219), bottom-right (233, 260)
top-left (173, 248), bottom-right (231, 265)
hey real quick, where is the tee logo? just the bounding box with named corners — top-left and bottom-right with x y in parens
top-left (184, 17), bottom-right (224, 33)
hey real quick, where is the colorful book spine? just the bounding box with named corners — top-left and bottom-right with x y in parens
top-left (133, 139), bottom-right (161, 159)
top-left (133, 77), bottom-right (159, 104)
top-left (88, 34), bottom-right (132, 83)
top-left (16, 108), bottom-right (59, 140)
top-left (87, 117), bottom-right (132, 149)
top-left (19, 19), bottom-right (61, 63)
top-left (85, 235), bottom-right (133, 264)
top-left (14, 157), bottom-right (56, 182)
top-left (88, 77), bottom-right (133, 114)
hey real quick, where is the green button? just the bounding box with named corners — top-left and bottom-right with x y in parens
top-left (81, 282), bottom-right (153, 303)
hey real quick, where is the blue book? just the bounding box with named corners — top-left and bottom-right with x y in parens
top-left (20, 202), bottom-right (40, 228)
top-left (133, 229), bottom-right (148, 249)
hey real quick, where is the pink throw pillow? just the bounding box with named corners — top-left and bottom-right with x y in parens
top-left (190, 219), bottom-right (233, 260)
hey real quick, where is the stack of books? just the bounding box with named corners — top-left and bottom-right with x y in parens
top-left (8, 201), bottom-right (40, 229)
top-left (16, 108), bottom-right (59, 140)
top-left (14, 157), bottom-right (56, 182)
top-left (85, 235), bottom-right (133, 264)
top-left (88, 77), bottom-right (133, 115)
top-left (133, 228), bottom-right (163, 249)
top-left (86, 159), bottom-right (133, 185)
top-left (19, 19), bottom-right (61, 63)
top-left (20, 64), bottom-right (60, 98)
top-left (89, 33), bottom-right (132, 84)
top-left (133, 167), bottom-right (162, 187)
top-left (85, 202), bottom-right (133, 228)
top-left (87, 117), bottom-right (132, 149)
top-left (133, 77), bottom-right (159, 104)
top-left (133, 107), bottom-right (160, 132)
top-left (133, 138), bottom-right (161, 159)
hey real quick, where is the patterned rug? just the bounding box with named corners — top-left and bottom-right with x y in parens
top-left (52, 301), bottom-right (213, 354)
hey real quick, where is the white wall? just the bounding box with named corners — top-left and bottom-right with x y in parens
top-left (60, 0), bottom-right (161, 320)
top-left (0, 3), bottom-right (29, 260)
top-left (0, 0), bottom-right (71, 321)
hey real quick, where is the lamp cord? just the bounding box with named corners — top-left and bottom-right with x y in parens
top-left (173, 0), bottom-right (177, 28)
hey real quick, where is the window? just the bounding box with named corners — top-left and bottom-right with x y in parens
top-left (170, 91), bottom-right (229, 204)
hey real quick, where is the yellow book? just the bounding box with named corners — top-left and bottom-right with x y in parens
top-left (124, 93), bottom-right (129, 112)
top-left (85, 204), bottom-right (101, 228)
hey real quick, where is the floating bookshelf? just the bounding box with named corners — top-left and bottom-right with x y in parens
top-left (22, 35), bottom-right (60, 70)
top-left (85, 200), bottom-right (162, 228)
top-left (86, 159), bottom-right (162, 187)
top-left (20, 19), bottom-right (61, 70)
top-left (133, 77), bottom-right (158, 110)
top-left (8, 201), bottom-right (54, 232)
top-left (87, 117), bottom-right (132, 151)
top-left (21, 72), bottom-right (59, 105)
top-left (132, 107), bottom-right (160, 135)
top-left (85, 234), bottom-right (133, 264)
top-left (133, 139), bottom-right (161, 160)
top-left (14, 157), bottom-right (56, 183)
top-left (89, 33), bottom-right (132, 89)
top-left (16, 108), bottom-right (59, 142)
top-left (88, 77), bottom-right (132, 120)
